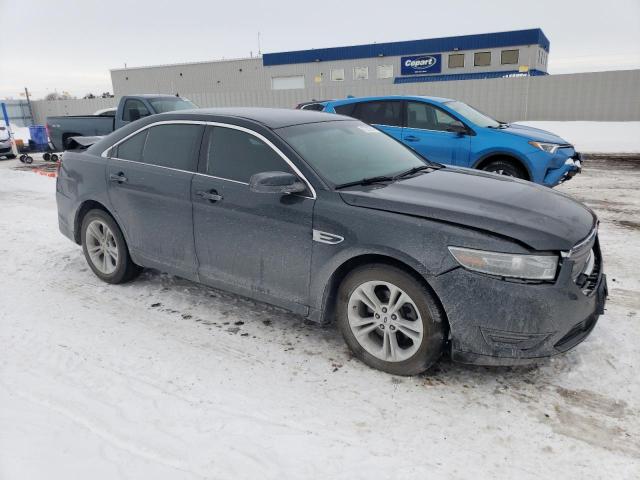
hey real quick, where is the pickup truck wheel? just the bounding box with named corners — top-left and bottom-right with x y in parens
top-left (81, 209), bottom-right (141, 284)
top-left (336, 264), bottom-right (445, 376)
top-left (482, 159), bottom-right (526, 179)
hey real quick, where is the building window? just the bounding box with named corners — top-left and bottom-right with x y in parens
top-left (330, 68), bottom-right (345, 81)
top-left (501, 49), bottom-right (519, 65)
top-left (377, 65), bottom-right (394, 79)
top-left (271, 75), bottom-right (305, 90)
top-left (474, 51), bottom-right (491, 67)
top-left (448, 53), bottom-right (465, 68)
top-left (353, 66), bottom-right (369, 80)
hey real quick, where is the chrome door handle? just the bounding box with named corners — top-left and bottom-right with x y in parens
top-left (404, 135), bottom-right (420, 142)
top-left (197, 190), bottom-right (223, 202)
top-left (109, 172), bottom-right (128, 183)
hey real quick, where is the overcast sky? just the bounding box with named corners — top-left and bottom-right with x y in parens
top-left (1, 0), bottom-right (639, 99)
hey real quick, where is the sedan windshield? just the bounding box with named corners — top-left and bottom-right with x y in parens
top-left (444, 100), bottom-right (500, 128)
top-left (277, 120), bottom-right (428, 186)
top-left (149, 97), bottom-right (197, 113)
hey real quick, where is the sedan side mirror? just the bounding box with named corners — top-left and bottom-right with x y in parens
top-left (446, 123), bottom-right (468, 135)
top-left (249, 171), bottom-right (306, 195)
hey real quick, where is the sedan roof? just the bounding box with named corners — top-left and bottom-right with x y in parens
top-left (167, 107), bottom-right (348, 129)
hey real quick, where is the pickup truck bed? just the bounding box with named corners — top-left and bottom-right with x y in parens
top-left (46, 95), bottom-right (197, 151)
top-left (47, 116), bottom-right (115, 150)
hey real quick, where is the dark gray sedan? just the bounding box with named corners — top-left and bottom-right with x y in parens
top-left (56, 108), bottom-right (607, 375)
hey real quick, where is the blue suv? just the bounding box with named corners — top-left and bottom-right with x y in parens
top-left (321, 96), bottom-right (582, 187)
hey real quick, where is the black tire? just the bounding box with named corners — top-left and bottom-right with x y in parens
top-left (51, 154), bottom-right (59, 162)
top-left (336, 264), bottom-right (446, 376)
top-left (481, 159), bottom-right (527, 179)
top-left (6, 154), bottom-right (16, 159)
top-left (24, 155), bottom-right (33, 164)
top-left (43, 153), bottom-right (51, 161)
top-left (80, 209), bottom-right (141, 284)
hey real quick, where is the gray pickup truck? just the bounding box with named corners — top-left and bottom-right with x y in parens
top-left (46, 94), bottom-right (196, 150)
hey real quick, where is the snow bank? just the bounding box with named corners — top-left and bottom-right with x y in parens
top-left (515, 121), bottom-right (640, 153)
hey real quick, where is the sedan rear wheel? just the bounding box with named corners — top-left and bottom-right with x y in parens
top-left (81, 209), bottom-right (141, 284)
top-left (337, 264), bottom-right (446, 375)
top-left (85, 219), bottom-right (119, 275)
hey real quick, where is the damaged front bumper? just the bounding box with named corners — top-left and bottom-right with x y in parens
top-left (544, 153), bottom-right (583, 187)
top-left (430, 235), bottom-right (606, 366)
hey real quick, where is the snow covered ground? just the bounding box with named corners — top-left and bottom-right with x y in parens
top-left (0, 157), bottom-right (639, 479)
top-left (516, 121), bottom-right (640, 153)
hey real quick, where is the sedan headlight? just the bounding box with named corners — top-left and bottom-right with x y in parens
top-left (528, 141), bottom-right (561, 154)
top-left (448, 246), bottom-right (558, 280)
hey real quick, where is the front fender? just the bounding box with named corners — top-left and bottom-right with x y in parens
top-left (471, 148), bottom-right (535, 178)
top-left (308, 243), bottom-right (430, 324)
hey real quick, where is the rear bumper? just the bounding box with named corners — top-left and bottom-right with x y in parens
top-left (56, 189), bottom-right (76, 243)
top-left (430, 245), bottom-right (607, 366)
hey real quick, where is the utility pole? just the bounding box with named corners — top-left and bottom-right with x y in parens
top-left (24, 87), bottom-right (34, 125)
top-left (257, 32), bottom-right (262, 56)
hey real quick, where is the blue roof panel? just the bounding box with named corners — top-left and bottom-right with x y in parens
top-left (263, 29), bottom-right (549, 66)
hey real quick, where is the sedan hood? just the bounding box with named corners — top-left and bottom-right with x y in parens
top-left (339, 168), bottom-right (595, 251)
top-left (500, 123), bottom-right (569, 144)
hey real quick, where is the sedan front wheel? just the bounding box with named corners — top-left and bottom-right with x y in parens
top-left (337, 264), bottom-right (446, 375)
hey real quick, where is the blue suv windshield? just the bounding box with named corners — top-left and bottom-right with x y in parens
top-left (444, 101), bottom-right (500, 128)
top-left (278, 120), bottom-right (427, 186)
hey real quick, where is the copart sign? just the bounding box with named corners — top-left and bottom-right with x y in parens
top-left (401, 54), bottom-right (442, 75)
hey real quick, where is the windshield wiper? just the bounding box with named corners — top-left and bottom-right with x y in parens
top-left (334, 175), bottom-right (395, 190)
top-left (393, 165), bottom-right (435, 180)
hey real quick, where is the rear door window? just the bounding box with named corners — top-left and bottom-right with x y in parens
top-left (141, 124), bottom-right (203, 171)
top-left (115, 130), bottom-right (148, 161)
top-left (205, 126), bottom-right (292, 183)
top-left (122, 99), bottom-right (150, 122)
top-left (334, 103), bottom-right (357, 116)
top-left (352, 101), bottom-right (403, 127)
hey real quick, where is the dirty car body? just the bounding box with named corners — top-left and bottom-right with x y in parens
top-left (56, 108), bottom-right (607, 370)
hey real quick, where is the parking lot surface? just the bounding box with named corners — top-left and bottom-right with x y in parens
top-left (0, 156), bottom-right (638, 479)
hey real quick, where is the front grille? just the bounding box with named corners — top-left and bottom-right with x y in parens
top-left (568, 226), bottom-right (602, 296)
top-left (578, 249), bottom-right (601, 295)
top-left (570, 236), bottom-right (596, 282)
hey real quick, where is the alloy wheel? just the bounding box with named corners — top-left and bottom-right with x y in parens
top-left (347, 280), bottom-right (423, 362)
top-left (85, 219), bottom-right (119, 275)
